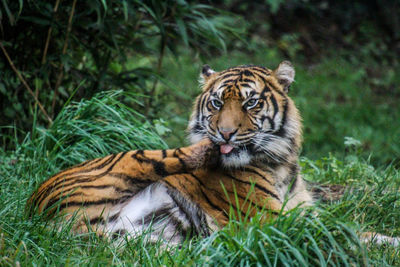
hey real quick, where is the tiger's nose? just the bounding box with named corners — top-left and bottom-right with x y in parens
top-left (219, 128), bottom-right (237, 141)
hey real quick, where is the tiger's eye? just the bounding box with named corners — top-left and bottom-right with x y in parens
top-left (211, 99), bottom-right (223, 110)
top-left (244, 99), bottom-right (258, 109)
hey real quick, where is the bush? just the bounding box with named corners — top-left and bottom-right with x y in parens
top-left (0, 0), bottom-right (244, 145)
top-left (217, 0), bottom-right (400, 62)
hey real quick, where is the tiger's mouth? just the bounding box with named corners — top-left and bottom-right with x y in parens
top-left (216, 143), bottom-right (253, 167)
top-left (218, 143), bottom-right (252, 155)
top-left (220, 144), bottom-right (234, 154)
top-left (214, 140), bottom-right (252, 156)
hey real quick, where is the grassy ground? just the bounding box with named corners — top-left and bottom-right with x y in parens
top-left (1, 49), bottom-right (399, 265)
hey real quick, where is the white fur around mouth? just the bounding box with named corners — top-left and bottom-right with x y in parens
top-left (220, 148), bottom-right (251, 167)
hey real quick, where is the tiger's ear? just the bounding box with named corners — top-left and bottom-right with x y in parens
top-left (273, 61), bottom-right (295, 93)
top-left (199, 64), bottom-right (215, 86)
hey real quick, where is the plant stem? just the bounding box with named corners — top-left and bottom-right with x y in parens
top-left (51, 0), bottom-right (77, 117)
top-left (147, 36), bottom-right (167, 111)
top-left (0, 42), bottom-right (52, 124)
top-left (41, 0), bottom-right (61, 65)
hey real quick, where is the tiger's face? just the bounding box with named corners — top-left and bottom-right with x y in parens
top-left (188, 62), bottom-right (302, 168)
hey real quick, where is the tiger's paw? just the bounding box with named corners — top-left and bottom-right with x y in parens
top-left (185, 138), bottom-right (219, 169)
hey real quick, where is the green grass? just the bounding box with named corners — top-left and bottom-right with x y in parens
top-left (1, 91), bottom-right (399, 266)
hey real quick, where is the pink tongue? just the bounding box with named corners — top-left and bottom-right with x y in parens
top-left (220, 144), bottom-right (234, 154)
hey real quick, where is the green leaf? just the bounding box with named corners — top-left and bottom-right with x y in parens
top-left (176, 18), bottom-right (189, 46)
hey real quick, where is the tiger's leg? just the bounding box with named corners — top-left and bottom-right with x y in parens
top-left (104, 179), bottom-right (213, 244)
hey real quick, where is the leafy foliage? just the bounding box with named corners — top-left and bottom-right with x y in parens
top-left (0, 0), bottom-right (244, 141)
top-left (218, 0), bottom-right (400, 62)
top-left (30, 90), bottom-right (167, 169)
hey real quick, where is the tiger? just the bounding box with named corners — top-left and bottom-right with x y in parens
top-left (27, 61), bottom-right (314, 243)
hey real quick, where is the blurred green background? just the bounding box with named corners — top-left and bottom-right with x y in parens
top-left (1, 0), bottom-right (399, 166)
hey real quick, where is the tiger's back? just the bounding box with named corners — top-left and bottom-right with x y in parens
top-left (28, 139), bottom-right (217, 237)
top-left (28, 61), bottom-right (313, 242)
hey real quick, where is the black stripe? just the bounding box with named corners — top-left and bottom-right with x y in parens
top-left (152, 160), bottom-right (169, 176)
top-left (274, 88), bottom-right (286, 97)
top-left (224, 173), bottom-right (280, 201)
top-left (75, 184), bottom-right (131, 191)
top-left (140, 206), bottom-right (173, 225)
top-left (261, 85), bottom-right (271, 97)
top-left (131, 152), bottom-right (174, 177)
top-left (254, 72), bottom-right (267, 83)
top-left (189, 174), bottom-right (245, 218)
top-left (111, 229), bottom-right (126, 240)
top-left (108, 151), bottom-right (127, 171)
top-left (132, 150), bottom-right (144, 162)
top-left (243, 79), bottom-right (255, 84)
top-left (178, 157), bottom-right (188, 171)
top-left (100, 172), bottom-right (153, 188)
top-left (166, 188), bottom-right (202, 236)
top-left (242, 167), bottom-right (273, 185)
top-left (220, 68), bottom-right (241, 74)
top-left (220, 73), bottom-right (237, 80)
top-left (34, 154), bottom-right (115, 206)
top-left (89, 216), bottom-right (105, 225)
top-left (37, 153), bottom-right (126, 207)
top-left (196, 93), bottom-right (206, 122)
top-left (243, 70), bottom-right (254, 77)
top-left (70, 157), bottom-right (104, 170)
top-left (67, 154), bottom-right (117, 175)
top-left (251, 67), bottom-right (270, 76)
top-left (245, 90), bottom-right (256, 98)
top-left (222, 79), bottom-right (235, 85)
top-left (218, 83), bottom-right (231, 89)
top-left (45, 187), bottom-right (132, 213)
top-left (199, 186), bottom-right (229, 222)
top-left (174, 148), bottom-right (187, 157)
top-left (36, 154), bottom-right (117, 202)
top-left (108, 212), bottom-right (120, 222)
top-left (198, 94), bottom-right (208, 121)
top-left (57, 196), bottom-right (131, 211)
top-left (235, 132), bottom-right (255, 139)
top-left (193, 123), bottom-right (203, 132)
top-left (162, 149), bottom-right (167, 158)
top-left (188, 174), bottom-right (228, 214)
top-left (27, 158), bottom-right (106, 207)
top-left (45, 193), bottom-right (132, 217)
top-left (199, 185), bottom-right (225, 214)
top-left (252, 71), bottom-right (270, 81)
top-left (275, 99), bottom-right (288, 137)
top-left (269, 94), bottom-right (279, 120)
top-left (267, 116), bottom-right (275, 130)
top-left (208, 125), bottom-right (217, 134)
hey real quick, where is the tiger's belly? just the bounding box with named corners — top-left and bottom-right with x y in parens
top-left (105, 182), bottom-right (211, 243)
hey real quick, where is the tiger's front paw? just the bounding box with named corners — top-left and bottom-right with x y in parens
top-left (184, 138), bottom-right (219, 169)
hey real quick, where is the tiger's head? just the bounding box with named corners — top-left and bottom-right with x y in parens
top-left (188, 62), bottom-right (302, 168)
